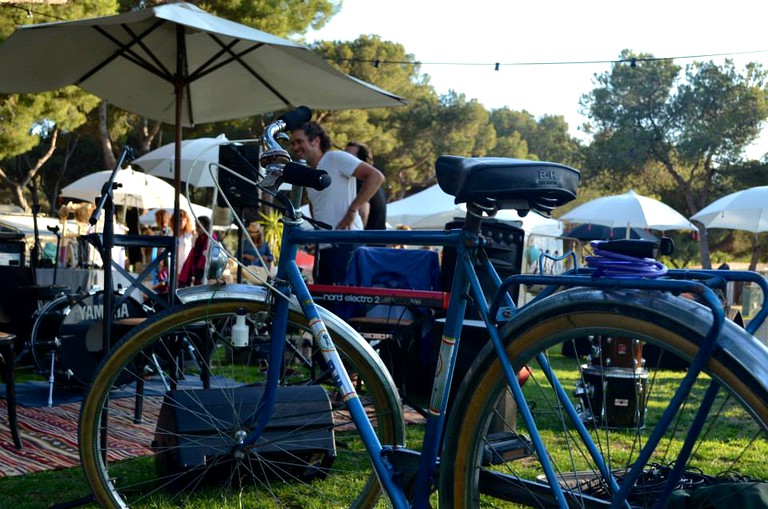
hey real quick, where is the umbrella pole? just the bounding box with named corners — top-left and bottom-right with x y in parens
top-left (168, 25), bottom-right (186, 298)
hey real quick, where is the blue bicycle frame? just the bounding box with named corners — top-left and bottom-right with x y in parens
top-left (241, 186), bottom-right (768, 509)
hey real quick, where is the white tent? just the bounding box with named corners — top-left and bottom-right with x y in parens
top-left (386, 184), bottom-right (563, 236)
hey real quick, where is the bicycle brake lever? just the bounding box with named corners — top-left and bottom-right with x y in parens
top-left (260, 149), bottom-right (290, 167)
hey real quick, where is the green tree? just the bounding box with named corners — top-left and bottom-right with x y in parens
top-left (489, 108), bottom-right (583, 165)
top-left (310, 35), bottom-right (439, 198)
top-left (0, 0), bottom-right (117, 211)
top-left (0, 0), bottom-right (340, 211)
top-left (581, 50), bottom-right (768, 268)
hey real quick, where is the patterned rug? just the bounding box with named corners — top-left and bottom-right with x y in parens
top-left (0, 384), bottom-right (426, 478)
top-left (0, 395), bottom-right (156, 478)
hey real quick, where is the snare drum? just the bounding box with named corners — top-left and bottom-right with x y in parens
top-left (575, 365), bottom-right (648, 429)
top-left (588, 335), bottom-right (644, 369)
top-left (30, 288), bottom-right (147, 386)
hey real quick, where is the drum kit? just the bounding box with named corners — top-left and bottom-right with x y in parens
top-left (574, 335), bottom-right (649, 429)
top-left (15, 150), bottom-right (154, 405)
top-left (22, 284), bottom-right (147, 405)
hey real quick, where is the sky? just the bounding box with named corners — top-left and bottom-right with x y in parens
top-left (307, 0), bottom-right (768, 158)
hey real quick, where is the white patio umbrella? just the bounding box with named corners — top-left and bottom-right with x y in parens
top-left (560, 189), bottom-right (698, 237)
top-left (0, 2), bottom-right (405, 285)
top-left (691, 186), bottom-right (768, 233)
top-left (61, 167), bottom-right (175, 209)
top-left (140, 201), bottom-right (214, 226)
top-left (133, 134), bottom-right (230, 188)
top-left (386, 183), bottom-right (563, 236)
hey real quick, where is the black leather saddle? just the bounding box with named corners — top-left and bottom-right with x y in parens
top-left (435, 156), bottom-right (580, 216)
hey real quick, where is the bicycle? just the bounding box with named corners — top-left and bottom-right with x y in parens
top-left (78, 106), bottom-right (768, 508)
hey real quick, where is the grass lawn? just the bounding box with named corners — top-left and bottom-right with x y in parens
top-left (2, 353), bottom-right (766, 508)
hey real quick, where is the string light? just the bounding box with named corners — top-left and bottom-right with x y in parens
top-left (327, 49), bottom-right (768, 71)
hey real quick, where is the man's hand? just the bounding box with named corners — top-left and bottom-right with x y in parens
top-left (336, 208), bottom-right (357, 230)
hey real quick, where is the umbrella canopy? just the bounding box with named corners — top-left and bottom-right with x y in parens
top-left (0, 2), bottom-right (405, 285)
top-left (560, 189), bottom-right (698, 235)
top-left (691, 186), bottom-right (768, 233)
top-left (61, 167), bottom-right (175, 209)
top-left (140, 202), bottom-right (213, 226)
top-left (564, 223), bottom-right (659, 242)
top-left (0, 3), bottom-right (405, 125)
top-left (386, 184), bottom-right (563, 236)
top-left (133, 134), bottom-right (229, 188)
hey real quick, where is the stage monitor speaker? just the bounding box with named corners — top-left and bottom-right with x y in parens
top-left (440, 218), bottom-right (525, 318)
top-left (216, 144), bottom-right (261, 209)
top-left (0, 238), bottom-right (25, 267)
top-left (154, 385), bottom-right (336, 490)
top-left (0, 266), bottom-right (36, 339)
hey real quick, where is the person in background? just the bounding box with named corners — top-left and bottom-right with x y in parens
top-left (179, 215), bottom-right (214, 287)
top-left (242, 221), bottom-right (273, 270)
top-left (170, 209), bottom-right (195, 276)
top-left (125, 207), bottom-right (142, 271)
top-left (290, 121), bottom-right (385, 285)
top-left (154, 209), bottom-right (171, 235)
top-left (345, 141), bottom-right (387, 230)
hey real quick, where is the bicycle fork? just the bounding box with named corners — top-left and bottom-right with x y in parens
top-left (285, 260), bottom-right (411, 509)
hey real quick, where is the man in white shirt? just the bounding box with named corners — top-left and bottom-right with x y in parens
top-left (290, 121), bottom-right (385, 284)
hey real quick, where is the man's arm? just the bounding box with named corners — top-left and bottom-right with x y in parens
top-left (337, 162), bottom-right (384, 230)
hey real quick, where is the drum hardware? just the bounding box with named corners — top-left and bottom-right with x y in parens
top-left (575, 335), bottom-right (648, 429)
top-left (30, 287), bottom-right (146, 405)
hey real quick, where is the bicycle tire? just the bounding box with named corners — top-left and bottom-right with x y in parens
top-left (440, 287), bottom-right (768, 508)
top-left (79, 292), bottom-right (405, 508)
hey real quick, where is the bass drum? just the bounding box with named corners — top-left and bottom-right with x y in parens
top-left (31, 289), bottom-right (147, 387)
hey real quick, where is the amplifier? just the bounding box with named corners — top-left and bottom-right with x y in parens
top-left (0, 239), bottom-right (25, 267)
top-left (154, 385), bottom-right (336, 490)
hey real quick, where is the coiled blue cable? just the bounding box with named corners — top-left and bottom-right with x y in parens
top-left (586, 241), bottom-right (668, 278)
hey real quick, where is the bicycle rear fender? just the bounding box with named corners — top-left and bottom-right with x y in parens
top-left (176, 283), bottom-right (406, 442)
top-left (494, 287), bottom-right (768, 419)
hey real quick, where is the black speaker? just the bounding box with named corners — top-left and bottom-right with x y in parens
top-left (154, 385), bottom-right (336, 490)
top-left (0, 238), bottom-right (25, 267)
top-left (440, 218), bottom-right (525, 317)
top-left (216, 144), bottom-right (261, 209)
top-left (0, 266), bottom-right (36, 338)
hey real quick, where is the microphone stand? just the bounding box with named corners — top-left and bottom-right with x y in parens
top-left (30, 179), bottom-right (41, 271)
top-left (88, 147), bottom-right (132, 364)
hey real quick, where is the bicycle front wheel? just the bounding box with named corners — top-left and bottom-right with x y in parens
top-left (441, 287), bottom-right (768, 508)
top-left (79, 294), bottom-right (404, 508)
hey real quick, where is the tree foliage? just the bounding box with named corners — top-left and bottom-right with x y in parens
top-left (581, 50), bottom-right (768, 268)
top-left (0, 0), bottom-right (118, 211)
top-left (0, 0), bottom-right (338, 212)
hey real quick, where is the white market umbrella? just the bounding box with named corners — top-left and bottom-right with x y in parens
top-left (691, 186), bottom-right (768, 233)
top-left (561, 189), bottom-right (698, 236)
top-left (0, 2), bottom-right (405, 285)
top-left (386, 183), bottom-right (562, 235)
top-left (0, 3), bottom-right (405, 125)
top-left (61, 167), bottom-right (175, 209)
top-left (133, 134), bottom-right (229, 188)
top-left (140, 201), bottom-right (214, 226)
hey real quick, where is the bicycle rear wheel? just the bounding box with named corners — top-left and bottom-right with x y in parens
top-left (440, 288), bottom-right (768, 508)
top-left (79, 295), bottom-right (404, 508)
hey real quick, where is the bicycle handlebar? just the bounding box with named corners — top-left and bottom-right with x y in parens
top-left (282, 161), bottom-right (331, 190)
top-left (258, 106), bottom-right (331, 192)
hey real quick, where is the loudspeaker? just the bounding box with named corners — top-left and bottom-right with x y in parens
top-left (154, 385), bottom-right (336, 490)
top-left (0, 266), bottom-right (36, 338)
top-left (216, 144), bottom-right (261, 209)
top-left (440, 218), bottom-right (525, 317)
top-left (0, 239), bottom-right (25, 267)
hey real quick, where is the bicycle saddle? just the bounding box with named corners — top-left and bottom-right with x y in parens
top-left (435, 156), bottom-right (580, 216)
